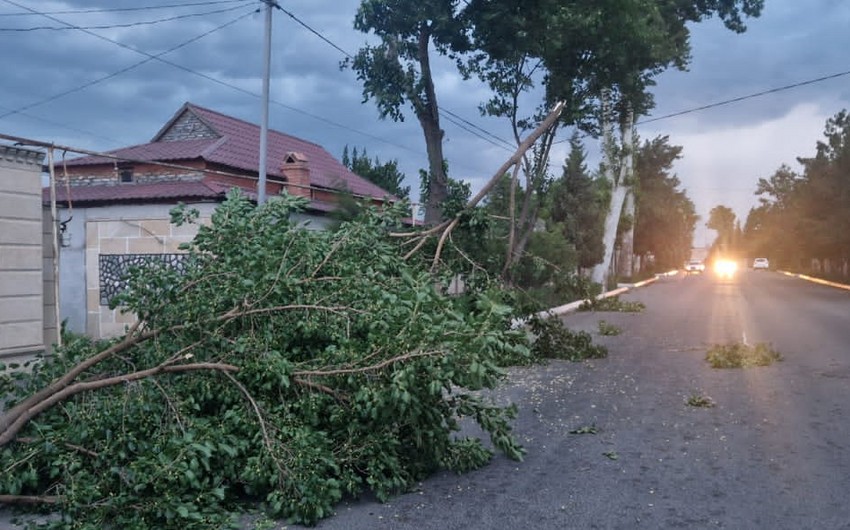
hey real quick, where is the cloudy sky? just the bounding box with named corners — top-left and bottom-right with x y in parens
top-left (1, 0), bottom-right (848, 245)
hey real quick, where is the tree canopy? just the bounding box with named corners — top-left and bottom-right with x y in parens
top-left (633, 135), bottom-right (697, 270)
top-left (743, 109), bottom-right (850, 274)
top-left (342, 145), bottom-right (411, 199)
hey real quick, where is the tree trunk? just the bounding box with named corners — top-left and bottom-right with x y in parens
top-left (618, 191), bottom-right (635, 278)
top-left (414, 24), bottom-right (447, 225)
top-left (591, 102), bottom-right (635, 286)
top-left (507, 125), bottom-right (557, 270)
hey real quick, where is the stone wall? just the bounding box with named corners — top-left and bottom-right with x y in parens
top-left (0, 145), bottom-right (48, 359)
top-left (158, 111), bottom-right (219, 142)
top-left (84, 216), bottom-right (208, 338)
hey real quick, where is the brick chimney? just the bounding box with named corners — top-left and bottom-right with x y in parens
top-left (281, 152), bottom-right (311, 199)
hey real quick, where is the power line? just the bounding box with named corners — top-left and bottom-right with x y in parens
top-left (551, 68), bottom-right (850, 146)
top-left (276, 4), bottom-right (352, 59)
top-left (276, 4), bottom-right (515, 152)
top-left (0, 5), bottom-right (259, 120)
top-left (0, 0), bottom-right (250, 17)
top-left (0, 103), bottom-right (123, 146)
top-left (439, 110), bottom-right (512, 152)
top-left (440, 107), bottom-right (514, 150)
top-left (638, 69), bottom-right (850, 125)
top-left (0, 4), bottom-right (250, 31)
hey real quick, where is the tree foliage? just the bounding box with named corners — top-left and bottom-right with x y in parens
top-left (348, 0), bottom-right (762, 229)
top-left (633, 135), bottom-right (697, 270)
top-left (342, 145), bottom-right (411, 199)
top-left (346, 0), bottom-right (469, 223)
top-left (707, 204), bottom-right (738, 250)
top-left (743, 109), bottom-right (850, 275)
top-left (548, 132), bottom-right (607, 270)
top-left (0, 191), bottom-right (528, 528)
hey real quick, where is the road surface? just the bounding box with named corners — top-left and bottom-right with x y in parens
top-left (4, 270), bottom-right (850, 529)
top-left (290, 269), bottom-right (850, 530)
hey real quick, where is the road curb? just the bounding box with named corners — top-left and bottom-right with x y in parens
top-left (517, 269), bottom-right (679, 325)
top-left (779, 270), bottom-right (850, 292)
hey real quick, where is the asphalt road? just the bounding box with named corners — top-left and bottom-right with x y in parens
top-left (4, 269), bottom-right (850, 529)
top-left (286, 269), bottom-right (850, 530)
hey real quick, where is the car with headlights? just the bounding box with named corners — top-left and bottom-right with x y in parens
top-left (753, 257), bottom-right (769, 270)
top-left (713, 258), bottom-right (738, 279)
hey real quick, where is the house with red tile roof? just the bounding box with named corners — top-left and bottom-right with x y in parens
top-left (50, 102), bottom-right (395, 338)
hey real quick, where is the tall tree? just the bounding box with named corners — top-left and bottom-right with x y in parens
top-left (342, 145), bottom-right (410, 199)
top-left (633, 136), bottom-right (697, 270)
top-left (347, 0), bottom-right (469, 224)
top-left (707, 205), bottom-right (737, 250)
top-left (549, 132), bottom-right (606, 271)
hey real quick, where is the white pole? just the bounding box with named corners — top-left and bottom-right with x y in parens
top-left (257, 1), bottom-right (273, 205)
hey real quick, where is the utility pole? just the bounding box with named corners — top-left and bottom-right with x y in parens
top-left (257, 0), bottom-right (275, 205)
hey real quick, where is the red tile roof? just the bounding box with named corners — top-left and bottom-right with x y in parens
top-left (63, 102), bottom-right (395, 200)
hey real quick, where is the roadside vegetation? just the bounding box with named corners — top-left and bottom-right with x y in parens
top-left (706, 342), bottom-right (783, 369)
top-left (597, 320), bottom-right (622, 336)
top-left (528, 315), bottom-right (608, 362)
top-left (707, 109), bottom-right (850, 282)
top-left (686, 393), bottom-right (716, 408)
top-left (579, 296), bottom-right (646, 313)
top-left (0, 195), bottom-right (527, 529)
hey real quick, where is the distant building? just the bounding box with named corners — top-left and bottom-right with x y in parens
top-left (46, 102), bottom-right (394, 338)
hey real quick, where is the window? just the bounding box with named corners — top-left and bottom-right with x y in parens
top-left (119, 169), bottom-right (133, 183)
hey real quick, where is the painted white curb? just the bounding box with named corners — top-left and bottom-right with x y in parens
top-left (779, 270), bottom-right (850, 292)
top-left (512, 269), bottom-right (678, 327)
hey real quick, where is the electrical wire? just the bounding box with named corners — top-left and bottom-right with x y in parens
top-left (638, 69), bottom-right (850, 125)
top-left (276, 4), bottom-right (352, 60)
top-left (0, 0), bottom-right (250, 17)
top-left (0, 4), bottom-right (250, 31)
top-left (0, 5), bottom-right (259, 121)
top-left (440, 107), bottom-right (514, 150)
top-left (551, 67), bottom-right (850, 145)
top-left (0, 103), bottom-right (123, 145)
top-left (275, 3), bottom-right (515, 152)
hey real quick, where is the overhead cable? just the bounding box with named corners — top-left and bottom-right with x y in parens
top-left (639, 69), bottom-right (850, 125)
top-left (0, 4), bottom-right (250, 31)
top-left (0, 5), bottom-right (259, 120)
top-left (276, 4), bottom-right (515, 151)
top-left (0, 0), bottom-right (250, 17)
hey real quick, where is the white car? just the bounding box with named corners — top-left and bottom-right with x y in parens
top-left (752, 257), bottom-right (770, 270)
top-left (684, 259), bottom-right (705, 274)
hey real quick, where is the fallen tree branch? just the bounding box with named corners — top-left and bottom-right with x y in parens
top-left (293, 350), bottom-right (441, 378)
top-left (293, 377), bottom-right (349, 402)
top-left (0, 362), bottom-right (238, 447)
top-left (388, 101), bottom-right (565, 264)
top-left (0, 494), bottom-right (60, 505)
top-left (221, 371), bottom-right (283, 483)
top-left (0, 320), bottom-right (148, 439)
